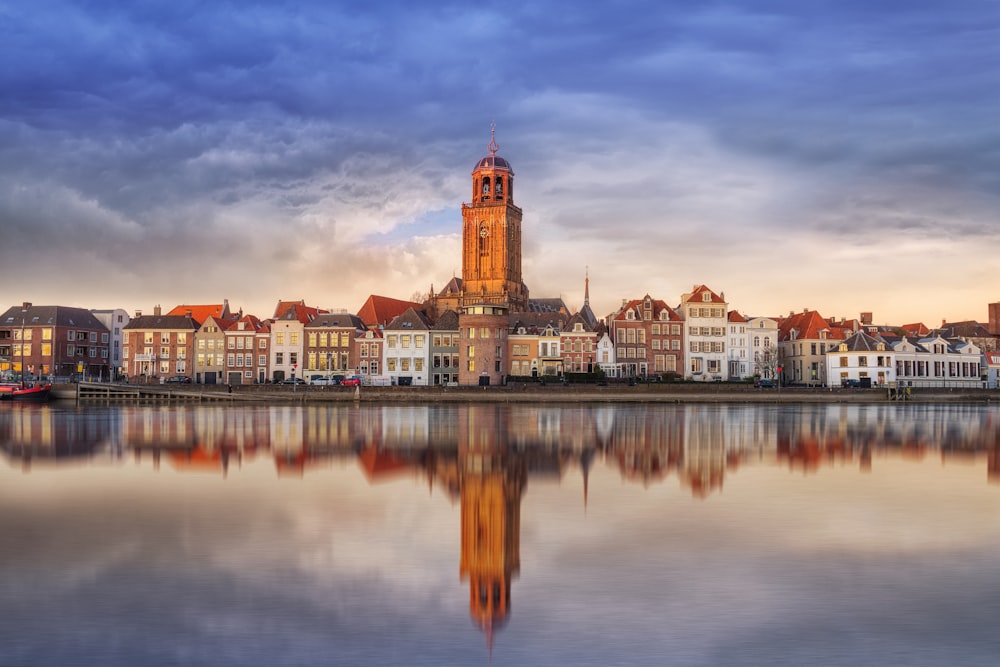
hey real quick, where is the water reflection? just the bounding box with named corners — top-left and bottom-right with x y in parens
top-left (2, 402), bottom-right (1000, 664)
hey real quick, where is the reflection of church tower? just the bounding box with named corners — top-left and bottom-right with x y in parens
top-left (458, 406), bottom-right (525, 652)
top-left (461, 125), bottom-right (528, 311)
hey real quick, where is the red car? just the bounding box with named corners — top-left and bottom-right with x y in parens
top-left (340, 376), bottom-right (362, 387)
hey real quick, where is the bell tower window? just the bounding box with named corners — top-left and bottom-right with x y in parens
top-left (482, 176), bottom-right (491, 200)
top-left (495, 177), bottom-right (503, 197)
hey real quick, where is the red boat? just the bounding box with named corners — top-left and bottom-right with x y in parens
top-left (0, 383), bottom-right (52, 402)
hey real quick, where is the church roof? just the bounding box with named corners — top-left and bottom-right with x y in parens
top-left (473, 155), bottom-right (511, 172)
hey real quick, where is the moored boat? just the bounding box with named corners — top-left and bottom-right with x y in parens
top-left (0, 383), bottom-right (52, 402)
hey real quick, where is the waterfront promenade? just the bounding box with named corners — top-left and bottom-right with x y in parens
top-left (57, 381), bottom-right (997, 404)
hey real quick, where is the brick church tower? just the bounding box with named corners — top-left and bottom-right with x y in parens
top-left (460, 126), bottom-right (529, 311)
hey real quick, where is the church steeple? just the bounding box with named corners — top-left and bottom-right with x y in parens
top-left (460, 125), bottom-right (528, 311)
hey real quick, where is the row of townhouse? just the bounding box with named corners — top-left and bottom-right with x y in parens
top-left (12, 291), bottom-right (999, 388)
top-left (601, 286), bottom-right (780, 382)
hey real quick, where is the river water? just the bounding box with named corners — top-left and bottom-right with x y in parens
top-left (2, 402), bottom-right (999, 666)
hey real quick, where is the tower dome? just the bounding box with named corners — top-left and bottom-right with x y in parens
top-left (470, 123), bottom-right (514, 205)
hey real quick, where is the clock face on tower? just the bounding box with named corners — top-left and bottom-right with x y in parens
top-left (480, 226), bottom-right (489, 238)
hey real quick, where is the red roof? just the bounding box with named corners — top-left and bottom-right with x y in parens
top-left (611, 295), bottom-right (681, 322)
top-left (357, 295), bottom-right (424, 329)
top-left (778, 309), bottom-right (851, 342)
top-left (272, 300), bottom-right (323, 324)
top-left (681, 284), bottom-right (724, 304)
top-left (727, 310), bottom-right (747, 323)
top-left (167, 303), bottom-right (233, 324)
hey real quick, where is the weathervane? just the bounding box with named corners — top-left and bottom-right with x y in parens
top-left (488, 120), bottom-right (499, 157)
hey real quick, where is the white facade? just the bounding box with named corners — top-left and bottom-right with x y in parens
top-left (270, 318), bottom-right (305, 382)
top-left (679, 287), bottom-right (729, 381)
top-left (595, 332), bottom-right (617, 377)
top-left (747, 317), bottom-right (779, 380)
top-left (825, 332), bottom-right (895, 387)
top-left (91, 308), bottom-right (130, 379)
top-left (892, 336), bottom-right (982, 389)
top-left (383, 324), bottom-right (431, 386)
top-left (727, 314), bottom-right (749, 380)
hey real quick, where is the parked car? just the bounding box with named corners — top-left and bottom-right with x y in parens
top-left (165, 375), bottom-right (192, 384)
top-left (340, 375), bottom-right (362, 387)
top-left (842, 379), bottom-right (860, 388)
top-left (282, 377), bottom-right (307, 385)
top-left (331, 374), bottom-right (346, 385)
top-left (755, 379), bottom-right (776, 389)
top-left (310, 376), bottom-right (337, 386)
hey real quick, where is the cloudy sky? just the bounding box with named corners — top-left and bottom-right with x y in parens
top-left (2, 1), bottom-right (999, 325)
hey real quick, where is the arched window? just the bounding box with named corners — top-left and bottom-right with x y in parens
top-left (495, 177), bottom-right (503, 196)
top-left (482, 177), bottom-right (491, 196)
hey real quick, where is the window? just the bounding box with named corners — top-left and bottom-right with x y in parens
top-left (308, 333), bottom-right (317, 347)
top-left (840, 356), bottom-right (848, 367)
top-left (290, 353), bottom-right (297, 365)
top-left (415, 335), bottom-right (425, 348)
top-left (415, 358), bottom-right (423, 371)
top-left (290, 333), bottom-right (298, 345)
top-left (276, 333), bottom-right (284, 345)
top-left (258, 355), bottom-right (266, 367)
top-left (388, 358), bottom-right (397, 372)
top-left (161, 333), bottom-right (170, 344)
top-left (258, 339), bottom-right (266, 349)
top-left (387, 335), bottom-right (398, 348)
top-left (228, 354), bottom-right (236, 367)
top-left (401, 335), bottom-right (410, 349)
top-left (276, 352), bottom-right (284, 365)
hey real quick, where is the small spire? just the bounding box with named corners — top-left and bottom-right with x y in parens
top-left (584, 266), bottom-right (590, 307)
top-left (488, 121), bottom-right (499, 156)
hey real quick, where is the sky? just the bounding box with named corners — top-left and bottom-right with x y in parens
top-left (2, 1), bottom-right (999, 326)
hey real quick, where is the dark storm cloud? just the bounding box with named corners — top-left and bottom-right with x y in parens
top-left (1, 0), bottom-right (999, 319)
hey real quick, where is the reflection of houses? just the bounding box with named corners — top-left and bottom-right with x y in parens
top-left (0, 405), bottom-right (116, 471)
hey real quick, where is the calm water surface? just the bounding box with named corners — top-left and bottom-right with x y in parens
top-left (2, 402), bottom-right (1000, 666)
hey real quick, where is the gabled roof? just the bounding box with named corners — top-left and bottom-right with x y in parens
top-left (1, 305), bottom-right (108, 331)
top-left (727, 310), bottom-right (747, 323)
top-left (227, 314), bottom-right (267, 333)
top-left (272, 300), bottom-right (322, 324)
top-left (680, 284), bottom-right (725, 305)
top-left (900, 322), bottom-right (931, 336)
top-left (198, 315), bottom-right (239, 332)
top-left (306, 312), bottom-right (366, 330)
top-left (526, 297), bottom-right (570, 315)
top-left (778, 309), bottom-right (849, 342)
top-left (610, 295), bottom-right (680, 323)
top-left (123, 314), bottom-right (200, 331)
top-left (357, 295), bottom-right (424, 329)
top-left (435, 277), bottom-right (463, 296)
top-left (832, 330), bottom-right (887, 352)
top-left (167, 302), bottom-right (232, 324)
top-left (563, 312), bottom-right (595, 333)
top-left (509, 311), bottom-right (570, 331)
top-left (932, 321), bottom-right (993, 339)
top-left (384, 307), bottom-right (432, 331)
top-left (431, 310), bottom-right (460, 331)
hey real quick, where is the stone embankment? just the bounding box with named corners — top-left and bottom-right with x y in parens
top-left (58, 382), bottom-right (999, 404)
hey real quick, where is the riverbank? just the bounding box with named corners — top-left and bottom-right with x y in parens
top-left (53, 382), bottom-right (1000, 404)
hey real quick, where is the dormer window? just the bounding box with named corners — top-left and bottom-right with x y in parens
top-left (702, 293), bottom-right (711, 302)
top-left (625, 310), bottom-right (634, 321)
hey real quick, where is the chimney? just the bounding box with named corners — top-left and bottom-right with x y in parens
top-left (185, 309), bottom-right (193, 318)
top-left (153, 305), bottom-right (161, 316)
top-left (135, 310), bottom-right (142, 318)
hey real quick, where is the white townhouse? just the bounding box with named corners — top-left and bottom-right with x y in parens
top-left (383, 307), bottom-right (432, 386)
top-left (890, 335), bottom-right (982, 389)
top-left (91, 308), bottom-right (130, 380)
top-left (726, 311), bottom-right (749, 380)
top-left (595, 330), bottom-right (617, 377)
top-left (747, 316), bottom-right (779, 380)
top-left (982, 352), bottom-right (1000, 389)
top-left (678, 285), bottom-right (728, 381)
top-left (825, 331), bottom-right (895, 387)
